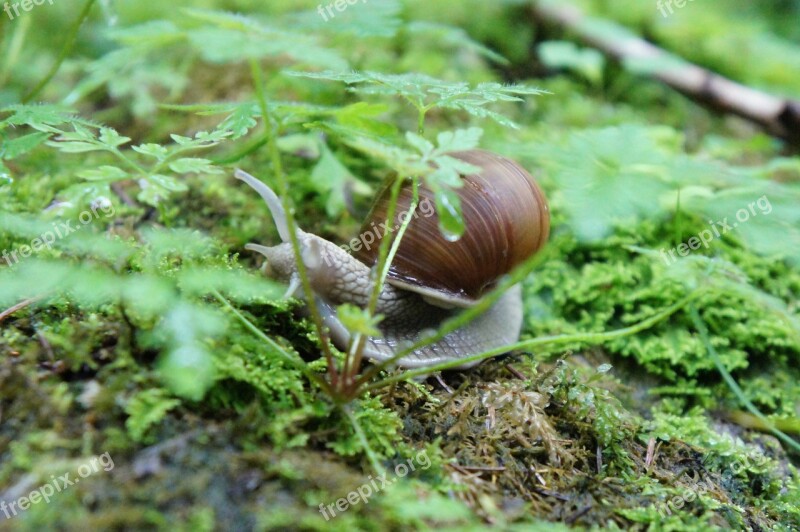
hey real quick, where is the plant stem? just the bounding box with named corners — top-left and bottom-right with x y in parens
top-left (344, 175), bottom-right (409, 391)
top-left (110, 147), bottom-right (148, 175)
top-left (212, 289), bottom-right (331, 395)
top-left (341, 403), bottom-right (387, 476)
top-left (249, 58), bottom-right (340, 388)
top-left (212, 134), bottom-right (269, 165)
top-left (354, 245), bottom-right (553, 388)
top-left (22, 0), bottom-right (96, 103)
top-left (674, 188), bottom-right (683, 248)
top-left (0, 15), bottom-right (31, 88)
top-left (688, 304), bottom-right (800, 453)
top-left (363, 291), bottom-right (700, 392)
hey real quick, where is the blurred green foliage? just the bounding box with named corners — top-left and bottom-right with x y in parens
top-left (0, 0), bottom-right (799, 529)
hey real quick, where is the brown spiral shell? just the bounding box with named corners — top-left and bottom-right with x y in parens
top-left (353, 149), bottom-right (550, 307)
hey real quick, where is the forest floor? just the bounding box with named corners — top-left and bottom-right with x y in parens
top-left (1, 1), bottom-right (799, 530)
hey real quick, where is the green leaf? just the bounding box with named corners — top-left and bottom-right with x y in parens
top-left (337, 303), bottom-right (383, 337)
top-left (0, 104), bottom-right (100, 130)
top-left (434, 127), bottom-right (483, 154)
top-left (218, 102), bottom-right (259, 139)
top-left (334, 102), bottom-right (395, 137)
top-left (310, 145), bottom-right (360, 217)
top-left (105, 20), bottom-right (184, 46)
top-left (132, 143), bottom-right (169, 161)
top-left (148, 174), bottom-right (188, 193)
top-left (170, 134), bottom-right (194, 146)
top-left (427, 162), bottom-right (465, 188)
top-left (407, 21), bottom-right (509, 65)
top-left (684, 185), bottom-right (800, 265)
top-left (535, 125), bottom-right (677, 241)
top-left (168, 158), bottom-right (222, 174)
top-left (182, 9), bottom-right (348, 70)
top-left (99, 127), bottom-right (131, 148)
top-left (538, 40), bottom-right (605, 85)
top-left (287, 0), bottom-right (402, 38)
top-left (406, 132), bottom-right (435, 156)
top-left (1, 132), bottom-right (52, 159)
top-left (288, 70), bottom-right (545, 128)
top-left (156, 303), bottom-right (222, 401)
top-left (78, 165), bottom-right (129, 182)
top-left (431, 186), bottom-right (464, 240)
top-left (276, 133), bottom-right (321, 159)
top-left (47, 140), bottom-right (103, 154)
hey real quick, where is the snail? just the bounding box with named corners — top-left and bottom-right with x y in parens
top-left (235, 149), bottom-right (550, 369)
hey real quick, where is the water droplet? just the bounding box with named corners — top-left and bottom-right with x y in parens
top-left (441, 228), bottom-right (462, 242)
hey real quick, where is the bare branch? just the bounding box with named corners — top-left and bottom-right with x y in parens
top-left (531, 1), bottom-right (800, 145)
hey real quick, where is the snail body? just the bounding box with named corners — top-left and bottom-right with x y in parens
top-left (236, 149), bottom-right (549, 369)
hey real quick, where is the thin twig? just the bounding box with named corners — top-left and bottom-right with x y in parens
top-left (531, 1), bottom-right (800, 145)
top-left (0, 296), bottom-right (43, 324)
top-left (596, 445), bottom-right (603, 474)
top-left (505, 363), bottom-right (527, 380)
top-left (459, 465), bottom-right (506, 472)
top-left (645, 437), bottom-right (657, 471)
top-left (433, 373), bottom-right (454, 394)
top-left (565, 504), bottom-right (593, 525)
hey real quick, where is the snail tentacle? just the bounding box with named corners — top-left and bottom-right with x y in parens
top-left (235, 168), bottom-right (293, 242)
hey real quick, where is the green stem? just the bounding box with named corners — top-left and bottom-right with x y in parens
top-left (248, 58), bottom-right (340, 387)
top-left (344, 175), bottom-right (409, 388)
top-left (110, 147), bottom-right (148, 175)
top-left (688, 304), bottom-right (800, 453)
top-left (212, 134), bottom-right (269, 165)
top-left (363, 291), bottom-right (700, 392)
top-left (341, 403), bottom-right (387, 476)
top-left (0, 15), bottom-right (31, 88)
top-left (22, 0), bottom-right (96, 103)
top-left (674, 188), bottom-right (683, 248)
top-left (212, 289), bottom-right (331, 395)
top-left (354, 246), bottom-right (552, 388)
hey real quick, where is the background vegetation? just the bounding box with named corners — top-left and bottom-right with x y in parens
top-left (1, 0), bottom-right (799, 529)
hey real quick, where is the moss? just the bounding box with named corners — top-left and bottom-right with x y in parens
top-left (1, 1), bottom-right (799, 529)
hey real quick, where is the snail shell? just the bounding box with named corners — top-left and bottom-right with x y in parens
top-left (354, 149), bottom-right (550, 307)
